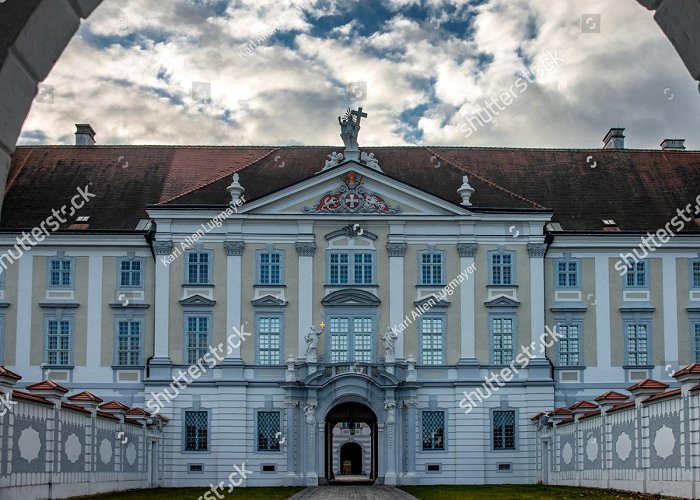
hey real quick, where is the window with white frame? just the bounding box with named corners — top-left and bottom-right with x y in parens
top-left (186, 251), bottom-right (211, 285)
top-left (49, 258), bottom-right (73, 288)
top-left (46, 319), bottom-right (71, 366)
top-left (328, 251), bottom-right (374, 285)
top-left (186, 316), bottom-right (209, 364)
top-left (626, 323), bottom-right (649, 365)
top-left (258, 317), bottom-right (282, 365)
top-left (184, 411), bottom-right (208, 451)
top-left (557, 322), bottom-right (581, 366)
top-left (556, 260), bottom-right (579, 288)
top-left (257, 411), bottom-right (281, 451)
top-left (493, 410), bottom-right (516, 450)
top-left (258, 252), bottom-right (282, 285)
top-left (116, 320), bottom-right (141, 366)
top-left (693, 323), bottom-right (700, 363)
top-left (328, 316), bottom-right (373, 363)
top-left (692, 260), bottom-right (700, 288)
top-left (492, 318), bottom-right (514, 365)
top-left (422, 411), bottom-right (445, 450)
top-left (625, 261), bottom-right (647, 288)
top-left (119, 258), bottom-right (143, 288)
top-left (420, 317), bottom-right (444, 365)
top-left (490, 252), bottom-right (514, 285)
top-left (420, 251), bottom-right (444, 285)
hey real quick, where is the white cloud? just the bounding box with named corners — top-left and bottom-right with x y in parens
top-left (18, 0), bottom-right (700, 149)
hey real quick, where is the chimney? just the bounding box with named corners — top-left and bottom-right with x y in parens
top-left (75, 123), bottom-right (96, 146)
top-left (660, 139), bottom-right (686, 151)
top-left (603, 128), bottom-right (625, 149)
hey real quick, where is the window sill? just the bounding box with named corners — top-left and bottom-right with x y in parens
top-left (486, 284), bottom-right (518, 288)
top-left (43, 365), bottom-right (74, 370)
top-left (416, 284), bottom-right (446, 288)
top-left (554, 365), bottom-right (586, 371)
top-left (182, 284), bottom-right (214, 288)
top-left (254, 284), bottom-right (286, 288)
top-left (324, 284), bottom-right (378, 288)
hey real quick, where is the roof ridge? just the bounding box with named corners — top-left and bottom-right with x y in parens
top-left (425, 147), bottom-right (545, 209)
top-left (159, 148), bottom-right (280, 205)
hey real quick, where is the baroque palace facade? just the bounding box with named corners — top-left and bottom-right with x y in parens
top-left (0, 114), bottom-right (699, 488)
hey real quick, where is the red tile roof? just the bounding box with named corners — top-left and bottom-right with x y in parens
top-left (579, 410), bottom-right (602, 420)
top-left (606, 401), bottom-right (637, 414)
top-left (99, 400), bottom-right (130, 411)
top-left (673, 363), bottom-right (700, 377)
top-left (67, 391), bottom-right (104, 403)
top-left (61, 402), bottom-right (92, 415)
top-left (643, 388), bottom-right (681, 403)
top-left (551, 407), bottom-right (573, 416)
top-left (26, 380), bottom-right (69, 393)
top-left (595, 390), bottom-right (629, 402)
top-left (627, 379), bottom-right (669, 391)
top-left (530, 412), bottom-right (545, 421)
top-left (11, 390), bottom-right (53, 407)
top-left (569, 400), bottom-right (598, 410)
top-left (0, 366), bottom-right (22, 380)
top-left (4, 146), bottom-right (700, 232)
top-left (126, 408), bottom-right (150, 417)
top-left (96, 410), bottom-right (120, 421)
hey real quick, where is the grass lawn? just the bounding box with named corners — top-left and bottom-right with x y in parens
top-left (75, 487), bottom-right (304, 499)
top-left (400, 484), bottom-right (677, 500)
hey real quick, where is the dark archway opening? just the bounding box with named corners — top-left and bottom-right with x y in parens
top-left (325, 401), bottom-right (378, 484)
top-left (340, 442), bottom-right (363, 475)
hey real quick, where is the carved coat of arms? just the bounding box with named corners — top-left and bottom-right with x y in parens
top-left (304, 172), bottom-right (401, 214)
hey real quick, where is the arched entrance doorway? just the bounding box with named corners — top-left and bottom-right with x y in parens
top-left (325, 402), bottom-right (378, 483)
top-left (339, 442), bottom-right (363, 475)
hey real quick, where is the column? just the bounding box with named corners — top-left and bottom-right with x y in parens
top-left (284, 400), bottom-right (301, 485)
top-left (384, 400), bottom-right (397, 485)
top-left (15, 253), bottom-right (33, 376)
top-left (527, 243), bottom-right (550, 378)
top-left (387, 243), bottom-right (407, 360)
top-left (151, 241), bottom-right (173, 379)
top-left (662, 256), bottom-right (679, 377)
top-left (84, 254), bottom-right (107, 380)
top-left (222, 241), bottom-right (245, 378)
top-left (457, 243), bottom-right (479, 375)
top-left (303, 400), bottom-right (318, 486)
top-left (595, 254), bottom-right (614, 377)
top-left (296, 242), bottom-right (316, 359)
top-left (403, 400), bottom-right (418, 479)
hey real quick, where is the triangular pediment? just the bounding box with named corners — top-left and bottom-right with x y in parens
top-left (484, 296), bottom-right (521, 308)
top-left (321, 289), bottom-right (381, 307)
top-left (251, 294), bottom-right (288, 307)
top-left (238, 162), bottom-right (471, 217)
top-left (179, 294), bottom-right (216, 307)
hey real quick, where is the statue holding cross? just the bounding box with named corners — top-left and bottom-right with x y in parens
top-left (338, 107), bottom-right (367, 155)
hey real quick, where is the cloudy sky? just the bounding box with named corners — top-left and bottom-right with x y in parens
top-left (17, 0), bottom-right (700, 149)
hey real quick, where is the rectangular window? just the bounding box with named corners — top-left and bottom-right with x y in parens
top-left (353, 253), bottom-right (373, 285)
top-left (329, 316), bottom-right (373, 363)
top-left (259, 252), bottom-right (282, 285)
top-left (491, 253), bottom-right (513, 285)
top-left (557, 323), bottom-right (581, 366)
top-left (329, 252), bottom-right (375, 285)
top-left (627, 323), bottom-right (649, 366)
top-left (119, 259), bottom-right (143, 288)
top-left (420, 252), bottom-right (444, 285)
top-left (49, 259), bottom-right (72, 288)
top-left (184, 411), bottom-right (208, 451)
top-left (693, 323), bottom-right (700, 363)
top-left (421, 317), bottom-right (444, 365)
top-left (557, 261), bottom-right (578, 288)
top-left (625, 261), bottom-right (647, 288)
top-left (116, 321), bottom-right (141, 366)
top-left (46, 320), bottom-right (71, 366)
top-left (187, 252), bottom-right (210, 285)
top-left (692, 260), bottom-right (700, 288)
top-left (258, 317), bottom-right (281, 365)
top-left (329, 253), bottom-right (349, 284)
top-left (257, 411), bottom-right (281, 451)
top-left (422, 411), bottom-right (445, 450)
top-left (492, 318), bottom-right (514, 365)
top-left (493, 410), bottom-right (516, 450)
top-left (186, 316), bottom-right (209, 365)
